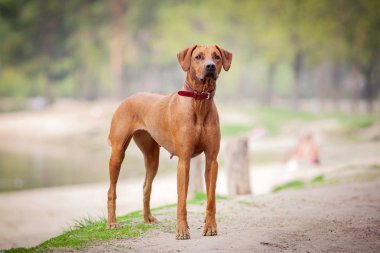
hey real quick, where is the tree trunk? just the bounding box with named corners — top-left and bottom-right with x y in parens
top-left (44, 75), bottom-right (54, 106)
top-left (362, 61), bottom-right (377, 114)
top-left (188, 155), bottom-right (204, 196)
top-left (225, 137), bottom-right (251, 195)
top-left (264, 62), bottom-right (277, 106)
top-left (350, 66), bottom-right (362, 113)
top-left (108, 0), bottom-right (128, 100)
top-left (39, 1), bottom-right (58, 106)
top-left (292, 50), bottom-right (303, 110)
top-left (331, 62), bottom-right (342, 112)
top-left (315, 64), bottom-right (328, 112)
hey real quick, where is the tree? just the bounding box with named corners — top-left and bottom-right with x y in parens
top-left (107, 0), bottom-right (128, 99)
top-left (331, 0), bottom-right (380, 113)
top-left (0, 0), bottom-right (100, 103)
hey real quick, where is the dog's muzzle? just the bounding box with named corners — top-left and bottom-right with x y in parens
top-left (204, 63), bottom-right (217, 80)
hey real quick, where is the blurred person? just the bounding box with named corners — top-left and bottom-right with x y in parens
top-left (285, 133), bottom-right (320, 171)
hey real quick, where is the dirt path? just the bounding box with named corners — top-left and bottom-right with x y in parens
top-left (1, 145), bottom-right (379, 250)
top-left (82, 178), bottom-right (380, 253)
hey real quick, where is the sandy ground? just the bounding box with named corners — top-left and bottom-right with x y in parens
top-left (1, 139), bottom-right (380, 250)
top-left (0, 166), bottom-right (305, 249)
top-left (82, 177), bottom-right (380, 253)
top-left (1, 158), bottom-right (379, 250)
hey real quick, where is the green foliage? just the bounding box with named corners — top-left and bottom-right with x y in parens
top-left (0, 0), bottom-right (379, 107)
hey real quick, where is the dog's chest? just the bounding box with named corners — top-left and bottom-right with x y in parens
top-left (190, 123), bottom-right (207, 156)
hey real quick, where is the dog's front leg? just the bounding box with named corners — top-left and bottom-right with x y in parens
top-left (176, 157), bottom-right (190, 240)
top-left (203, 158), bottom-right (218, 236)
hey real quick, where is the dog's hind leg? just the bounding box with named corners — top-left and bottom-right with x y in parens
top-left (107, 128), bottom-right (133, 229)
top-left (133, 130), bottom-right (160, 223)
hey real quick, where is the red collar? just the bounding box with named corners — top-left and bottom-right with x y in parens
top-left (177, 83), bottom-right (215, 100)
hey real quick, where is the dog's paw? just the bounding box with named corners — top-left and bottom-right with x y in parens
top-left (144, 215), bottom-right (158, 224)
top-left (203, 220), bottom-right (217, 236)
top-left (176, 223), bottom-right (190, 240)
top-left (107, 222), bottom-right (121, 229)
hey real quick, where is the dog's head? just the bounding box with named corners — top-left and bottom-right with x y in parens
top-left (177, 45), bottom-right (232, 83)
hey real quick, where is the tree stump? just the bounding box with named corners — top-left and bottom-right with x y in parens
top-left (225, 137), bottom-right (251, 195)
top-left (188, 155), bottom-right (204, 195)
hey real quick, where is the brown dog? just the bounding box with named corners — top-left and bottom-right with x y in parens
top-left (107, 45), bottom-right (232, 240)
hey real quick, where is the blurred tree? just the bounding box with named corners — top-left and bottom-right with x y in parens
top-left (1, 1), bottom-right (74, 104)
top-left (0, 0), bottom-right (378, 113)
top-left (128, 0), bottom-right (160, 93)
top-left (238, 0), bottom-right (338, 107)
top-left (331, 0), bottom-right (380, 113)
top-left (271, 0), bottom-right (336, 109)
top-left (0, 0), bottom-right (97, 104)
top-left (107, 0), bottom-right (128, 99)
top-left (70, 0), bottom-right (109, 100)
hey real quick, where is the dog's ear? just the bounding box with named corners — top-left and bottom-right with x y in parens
top-left (177, 45), bottom-right (198, 72)
top-left (215, 45), bottom-right (232, 71)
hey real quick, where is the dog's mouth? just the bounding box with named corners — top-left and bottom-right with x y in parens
top-left (203, 72), bottom-right (217, 80)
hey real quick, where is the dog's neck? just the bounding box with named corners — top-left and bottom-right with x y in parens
top-left (185, 75), bottom-right (216, 93)
top-left (185, 75), bottom-right (215, 121)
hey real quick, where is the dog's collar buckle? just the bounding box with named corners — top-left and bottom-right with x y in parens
top-left (201, 91), bottom-right (211, 100)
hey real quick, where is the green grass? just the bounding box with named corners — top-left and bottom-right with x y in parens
top-left (220, 106), bottom-right (379, 138)
top-left (5, 192), bottom-right (228, 253)
top-left (250, 107), bottom-right (318, 134)
top-left (272, 180), bottom-right (305, 192)
top-left (272, 174), bottom-right (329, 193)
top-left (188, 192), bottom-right (229, 205)
top-left (220, 124), bottom-right (253, 137)
top-left (273, 163), bottom-right (380, 193)
top-left (6, 210), bottom-right (160, 253)
top-left (328, 113), bottom-right (376, 129)
top-left (370, 164), bottom-right (380, 170)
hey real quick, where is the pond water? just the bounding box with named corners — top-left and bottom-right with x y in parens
top-left (0, 144), bottom-right (176, 192)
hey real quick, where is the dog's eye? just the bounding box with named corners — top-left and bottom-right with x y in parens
top-left (214, 54), bottom-right (221, 60)
top-left (195, 54), bottom-right (202, 60)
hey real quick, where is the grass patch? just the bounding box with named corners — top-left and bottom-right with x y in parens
top-left (220, 124), bottom-right (253, 137)
top-left (272, 174), bottom-right (332, 193)
top-left (187, 192), bottom-right (229, 205)
top-left (5, 192), bottom-right (228, 253)
top-left (188, 191), bottom-right (208, 205)
top-left (370, 164), bottom-right (380, 170)
top-left (5, 210), bottom-right (160, 253)
top-left (310, 174), bottom-right (325, 184)
top-left (272, 180), bottom-right (305, 192)
top-left (220, 107), bottom-right (321, 137)
top-left (329, 113), bottom-right (376, 130)
top-left (250, 107), bottom-right (318, 134)
top-left (229, 106), bottom-right (379, 136)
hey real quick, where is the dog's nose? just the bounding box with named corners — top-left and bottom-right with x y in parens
top-left (206, 63), bottom-right (216, 71)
